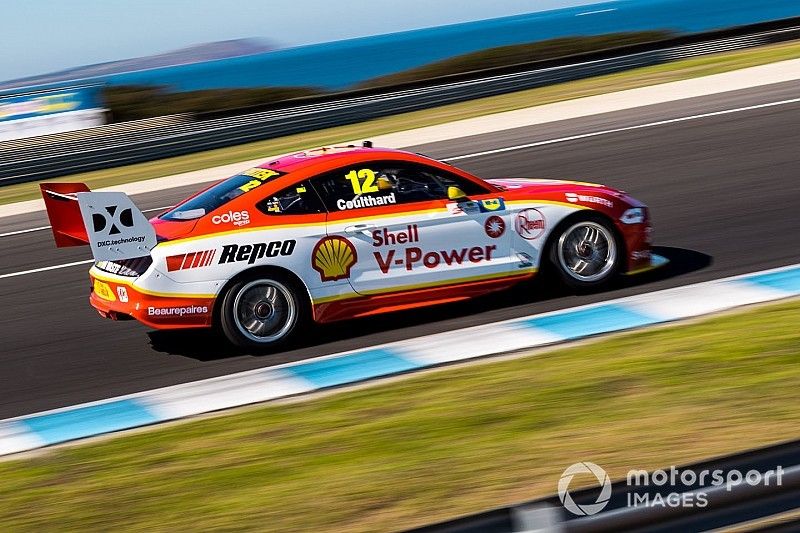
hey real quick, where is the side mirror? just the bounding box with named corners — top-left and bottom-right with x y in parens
top-left (447, 186), bottom-right (467, 201)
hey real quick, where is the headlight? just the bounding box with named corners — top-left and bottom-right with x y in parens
top-left (620, 207), bottom-right (646, 224)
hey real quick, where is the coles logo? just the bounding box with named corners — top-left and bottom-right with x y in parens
top-left (484, 215), bottom-right (505, 238)
top-left (212, 210), bottom-right (250, 227)
top-left (515, 208), bottom-right (546, 240)
top-left (313, 236), bottom-right (358, 282)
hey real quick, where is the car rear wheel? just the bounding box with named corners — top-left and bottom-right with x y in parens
top-left (549, 215), bottom-right (621, 291)
top-left (219, 274), bottom-right (306, 350)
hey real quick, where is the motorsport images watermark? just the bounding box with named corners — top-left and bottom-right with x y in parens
top-left (558, 462), bottom-right (785, 516)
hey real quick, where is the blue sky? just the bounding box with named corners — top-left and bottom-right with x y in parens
top-left (0, 0), bottom-right (599, 80)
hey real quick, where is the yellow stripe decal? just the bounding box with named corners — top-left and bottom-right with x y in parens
top-left (506, 199), bottom-right (589, 209)
top-left (90, 268), bottom-right (217, 299)
top-left (156, 208), bottom-right (446, 247)
top-left (313, 268), bottom-right (537, 304)
top-left (159, 200), bottom-right (586, 248)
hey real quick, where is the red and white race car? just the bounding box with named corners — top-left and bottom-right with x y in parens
top-left (41, 144), bottom-right (659, 349)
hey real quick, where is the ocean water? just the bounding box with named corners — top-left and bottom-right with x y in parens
top-left (14, 0), bottom-right (800, 92)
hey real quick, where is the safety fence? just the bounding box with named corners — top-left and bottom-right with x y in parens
top-left (1, 18), bottom-right (799, 186)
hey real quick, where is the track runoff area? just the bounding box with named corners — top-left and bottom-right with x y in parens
top-left (1, 262), bottom-right (799, 456)
top-left (0, 67), bottom-right (799, 453)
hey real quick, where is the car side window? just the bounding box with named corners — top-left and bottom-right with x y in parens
top-left (311, 162), bottom-right (491, 212)
top-left (256, 181), bottom-right (325, 215)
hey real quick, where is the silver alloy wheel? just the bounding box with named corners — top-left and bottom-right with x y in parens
top-left (232, 279), bottom-right (296, 344)
top-left (557, 221), bottom-right (617, 283)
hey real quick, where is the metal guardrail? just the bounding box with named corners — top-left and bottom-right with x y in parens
top-left (0, 113), bottom-right (191, 152)
top-left (1, 21), bottom-right (799, 186)
top-left (407, 439), bottom-right (800, 532)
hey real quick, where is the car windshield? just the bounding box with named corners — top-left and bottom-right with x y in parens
top-left (160, 168), bottom-right (283, 221)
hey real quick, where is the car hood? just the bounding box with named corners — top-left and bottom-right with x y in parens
top-left (487, 177), bottom-right (606, 190)
top-left (486, 177), bottom-right (645, 210)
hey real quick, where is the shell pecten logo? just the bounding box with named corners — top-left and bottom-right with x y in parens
top-left (312, 236), bottom-right (358, 282)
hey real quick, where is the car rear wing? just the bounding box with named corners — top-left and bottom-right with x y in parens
top-left (40, 183), bottom-right (157, 262)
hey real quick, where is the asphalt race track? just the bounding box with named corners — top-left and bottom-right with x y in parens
top-left (1, 81), bottom-right (799, 419)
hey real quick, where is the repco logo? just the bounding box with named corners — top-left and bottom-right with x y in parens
top-left (212, 210), bottom-right (250, 227)
top-left (219, 241), bottom-right (296, 265)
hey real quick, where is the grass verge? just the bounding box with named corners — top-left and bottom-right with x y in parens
top-left (1, 299), bottom-right (799, 531)
top-left (2, 39), bottom-right (800, 207)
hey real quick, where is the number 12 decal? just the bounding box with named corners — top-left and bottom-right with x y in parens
top-left (346, 169), bottom-right (379, 195)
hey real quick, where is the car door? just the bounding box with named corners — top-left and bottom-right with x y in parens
top-left (311, 160), bottom-right (516, 296)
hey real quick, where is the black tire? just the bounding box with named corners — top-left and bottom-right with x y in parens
top-left (547, 213), bottom-right (623, 291)
top-left (219, 271), bottom-right (308, 350)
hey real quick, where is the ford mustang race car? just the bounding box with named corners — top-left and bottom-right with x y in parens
top-left (41, 144), bottom-right (660, 349)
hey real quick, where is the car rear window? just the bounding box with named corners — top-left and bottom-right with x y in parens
top-left (160, 168), bottom-right (284, 221)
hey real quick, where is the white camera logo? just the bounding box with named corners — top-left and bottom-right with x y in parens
top-left (558, 462), bottom-right (612, 516)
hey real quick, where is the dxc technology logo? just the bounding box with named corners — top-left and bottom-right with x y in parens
top-left (92, 205), bottom-right (134, 236)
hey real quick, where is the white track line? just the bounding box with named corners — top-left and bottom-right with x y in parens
top-left (0, 225), bottom-right (51, 238)
top-left (0, 259), bottom-right (93, 280)
top-left (0, 205), bottom-right (172, 238)
top-left (444, 96), bottom-right (800, 161)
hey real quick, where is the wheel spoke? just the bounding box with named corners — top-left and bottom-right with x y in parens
top-left (242, 317), bottom-right (261, 332)
top-left (263, 286), bottom-right (277, 303)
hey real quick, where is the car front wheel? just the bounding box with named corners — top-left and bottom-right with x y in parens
top-left (549, 215), bottom-right (621, 291)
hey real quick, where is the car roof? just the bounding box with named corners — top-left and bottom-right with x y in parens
top-left (252, 145), bottom-right (412, 175)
